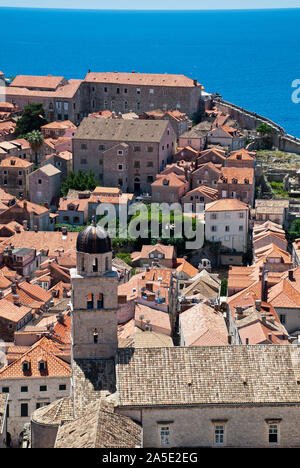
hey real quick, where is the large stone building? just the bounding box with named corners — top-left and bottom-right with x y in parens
top-left (29, 224), bottom-right (300, 448)
top-left (73, 117), bottom-right (176, 193)
top-left (84, 71), bottom-right (202, 116)
top-left (5, 75), bottom-right (88, 125)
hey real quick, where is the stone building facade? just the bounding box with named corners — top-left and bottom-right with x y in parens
top-left (0, 157), bottom-right (33, 198)
top-left (73, 118), bottom-right (176, 193)
top-left (29, 164), bottom-right (61, 207)
top-left (84, 72), bottom-right (202, 116)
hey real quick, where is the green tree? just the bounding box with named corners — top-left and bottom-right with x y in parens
top-left (61, 170), bottom-right (98, 196)
top-left (287, 219), bottom-right (300, 243)
top-left (256, 123), bottom-right (274, 135)
top-left (25, 130), bottom-right (44, 165)
top-left (14, 103), bottom-right (48, 137)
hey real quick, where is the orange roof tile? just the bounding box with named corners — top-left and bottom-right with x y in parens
top-left (0, 336), bottom-right (71, 379)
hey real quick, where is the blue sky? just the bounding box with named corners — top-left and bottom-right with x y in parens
top-left (0, 0), bottom-right (299, 9)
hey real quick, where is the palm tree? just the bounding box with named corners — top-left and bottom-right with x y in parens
top-left (25, 130), bottom-right (44, 165)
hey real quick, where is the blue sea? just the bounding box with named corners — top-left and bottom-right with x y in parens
top-left (0, 7), bottom-right (300, 137)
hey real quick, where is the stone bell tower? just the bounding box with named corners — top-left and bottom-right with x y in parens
top-left (71, 222), bottom-right (119, 360)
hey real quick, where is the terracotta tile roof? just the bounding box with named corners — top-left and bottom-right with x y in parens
top-left (116, 345), bottom-right (300, 407)
top-left (6, 79), bottom-right (82, 99)
top-left (0, 188), bottom-right (15, 204)
top-left (268, 278), bottom-right (300, 308)
top-left (219, 167), bottom-right (254, 184)
top-left (10, 75), bottom-right (65, 90)
top-left (180, 302), bottom-right (228, 346)
top-left (152, 173), bottom-right (187, 187)
top-left (2, 230), bottom-right (78, 258)
top-left (0, 156), bottom-right (33, 168)
top-left (132, 243), bottom-right (175, 261)
top-left (238, 321), bottom-right (289, 345)
top-left (58, 197), bottom-right (89, 212)
top-left (0, 298), bottom-right (31, 322)
top-left (57, 150), bottom-right (72, 161)
top-left (227, 149), bottom-right (256, 160)
top-left (255, 243), bottom-right (292, 264)
top-left (134, 303), bottom-right (171, 334)
top-left (85, 71), bottom-right (201, 88)
top-left (183, 185), bottom-right (218, 201)
top-left (18, 281), bottom-right (52, 303)
top-left (176, 259), bottom-right (199, 278)
top-left (51, 314), bottom-right (71, 345)
top-left (0, 336), bottom-right (71, 379)
top-left (41, 120), bottom-right (77, 130)
top-left (206, 198), bottom-right (249, 212)
top-left (11, 199), bottom-right (48, 215)
top-left (193, 161), bottom-right (222, 175)
top-left (55, 399), bottom-right (142, 448)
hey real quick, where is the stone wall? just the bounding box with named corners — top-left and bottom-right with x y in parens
top-left (214, 99), bottom-right (300, 155)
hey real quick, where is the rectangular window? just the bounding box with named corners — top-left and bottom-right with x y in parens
top-left (147, 176), bottom-right (154, 183)
top-left (21, 403), bottom-right (28, 417)
top-left (149, 89), bottom-right (154, 94)
top-left (147, 146), bottom-right (153, 152)
top-left (21, 386), bottom-right (28, 393)
top-left (99, 145), bottom-right (105, 151)
top-left (214, 424), bottom-right (225, 446)
top-left (269, 424), bottom-right (279, 444)
top-left (124, 88), bottom-right (128, 94)
top-left (80, 158), bottom-right (87, 165)
top-left (59, 384), bottom-right (67, 391)
top-left (2, 387), bottom-right (9, 393)
top-left (134, 161), bottom-right (140, 168)
top-left (134, 146), bottom-right (141, 152)
top-left (147, 161), bottom-right (154, 167)
top-left (81, 144), bottom-right (87, 150)
top-left (211, 226), bottom-right (217, 232)
top-left (116, 87), bottom-right (120, 94)
top-left (136, 88), bottom-right (141, 94)
top-left (40, 385), bottom-right (47, 392)
top-left (239, 226), bottom-right (244, 231)
top-left (104, 87), bottom-right (108, 93)
top-left (279, 314), bottom-right (286, 324)
top-left (159, 426), bottom-right (170, 446)
top-left (225, 226), bottom-right (230, 232)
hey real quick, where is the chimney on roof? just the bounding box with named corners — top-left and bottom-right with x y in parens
top-left (57, 311), bottom-right (65, 324)
top-left (236, 306), bottom-right (243, 318)
top-left (34, 225), bottom-right (38, 232)
top-left (15, 224), bottom-right (21, 233)
top-left (288, 269), bottom-right (294, 281)
top-left (22, 220), bottom-right (28, 230)
top-left (261, 264), bottom-right (268, 302)
top-left (255, 299), bottom-right (261, 312)
top-left (11, 282), bottom-right (17, 294)
top-left (13, 294), bottom-right (20, 307)
top-left (193, 79), bottom-right (197, 86)
top-left (62, 227), bottom-right (67, 236)
top-left (25, 276), bottom-right (30, 283)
